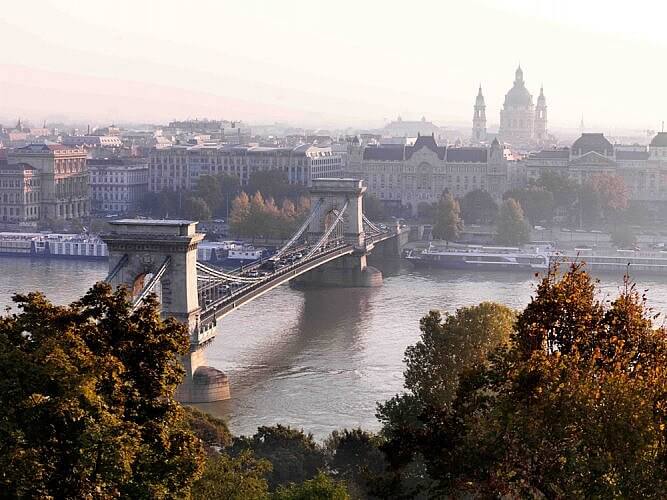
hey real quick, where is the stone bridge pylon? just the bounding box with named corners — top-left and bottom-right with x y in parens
top-left (102, 220), bottom-right (230, 403)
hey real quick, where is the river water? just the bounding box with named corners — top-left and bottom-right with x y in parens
top-left (3, 256), bottom-right (667, 439)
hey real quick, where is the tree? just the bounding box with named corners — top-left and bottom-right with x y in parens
top-left (363, 194), bottom-right (385, 221)
top-left (229, 425), bottom-right (327, 491)
top-left (503, 186), bottom-right (554, 225)
top-left (611, 225), bottom-right (637, 249)
top-left (0, 284), bottom-right (205, 498)
top-left (417, 201), bottom-right (436, 221)
top-left (591, 173), bottom-right (628, 220)
top-left (535, 171), bottom-right (578, 211)
top-left (325, 429), bottom-right (387, 498)
top-left (431, 193), bottom-right (463, 243)
top-left (382, 263), bottom-right (667, 497)
top-left (191, 451), bottom-right (271, 500)
top-left (272, 472), bottom-right (350, 500)
top-left (459, 189), bottom-right (498, 224)
top-left (230, 192), bottom-right (251, 236)
top-left (184, 195), bottom-right (212, 221)
top-left (247, 170), bottom-right (305, 203)
top-left (495, 198), bottom-right (530, 246)
top-left (376, 303), bottom-right (515, 473)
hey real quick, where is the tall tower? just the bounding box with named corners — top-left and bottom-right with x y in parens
top-left (472, 85), bottom-right (487, 143)
top-left (534, 85), bottom-right (547, 141)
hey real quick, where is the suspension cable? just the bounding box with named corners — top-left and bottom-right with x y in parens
top-left (132, 256), bottom-right (171, 310)
top-left (105, 254), bottom-right (128, 282)
top-left (306, 201), bottom-right (349, 258)
top-left (274, 198), bottom-right (323, 258)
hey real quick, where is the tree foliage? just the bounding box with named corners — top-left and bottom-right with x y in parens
top-left (229, 425), bottom-right (327, 490)
top-left (610, 224), bottom-right (637, 249)
top-left (431, 192), bottom-right (463, 243)
top-left (184, 195), bottom-right (212, 221)
top-left (377, 262), bottom-right (667, 498)
top-left (503, 186), bottom-right (555, 224)
top-left (0, 284), bottom-right (205, 498)
top-left (535, 171), bottom-right (578, 210)
top-left (229, 191), bottom-right (310, 239)
top-left (272, 472), bottom-right (350, 500)
top-left (191, 451), bottom-right (271, 500)
top-left (459, 189), bottom-right (498, 224)
top-left (495, 198), bottom-right (530, 246)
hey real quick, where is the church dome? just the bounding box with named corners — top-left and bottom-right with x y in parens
top-left (503, 66), bottom-right (533, 108)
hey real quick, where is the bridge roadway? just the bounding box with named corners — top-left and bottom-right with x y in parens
top-left (197, 230), bottom-right (396, 333)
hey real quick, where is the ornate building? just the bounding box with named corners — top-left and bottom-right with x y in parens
top-left (474, 66), bottom-right (548, 146)
top-left (2, 144), bottom-right (89, 222)
top-left (345, 134), bottom-right (511, 215)
top-left (525, 132), bottom-right (667, 210)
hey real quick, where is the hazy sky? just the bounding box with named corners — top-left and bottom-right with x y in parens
top-left (1, 0), bottom-right (666, 131)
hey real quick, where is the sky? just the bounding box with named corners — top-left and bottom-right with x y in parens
top-left (1, 0), bottom-right (666, 131)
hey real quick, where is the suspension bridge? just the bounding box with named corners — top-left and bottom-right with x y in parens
top-left (101, 178), bottom-right (408, 402)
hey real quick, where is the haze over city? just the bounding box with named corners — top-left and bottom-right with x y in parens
top-left (2, 0), bottom-right (666, 131)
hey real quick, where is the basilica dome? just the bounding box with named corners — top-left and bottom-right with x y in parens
top-left (503, 66), bottom-right (533, 108)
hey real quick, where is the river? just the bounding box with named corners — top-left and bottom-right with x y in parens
top-left (2, 256), bottom-right (667, 440)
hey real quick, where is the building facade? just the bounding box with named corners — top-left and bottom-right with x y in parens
top-left (148, 144), bottom-right (342, 192)
top-left (345, 134), bottom-right (509, 215)
top-left (88, 158), bottom-right (149, 214)
top-left (6, 144), bottom-right (89, 221)
top-left (0, 162), bottom-right (40, 222)
top-left (526, 132), bottom-right (667, 207)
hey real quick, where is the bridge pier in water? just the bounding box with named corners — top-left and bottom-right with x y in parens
top-left (101, 220), bottom-right (231, 404)
top-left (294, 178), bottom-right (383, 288)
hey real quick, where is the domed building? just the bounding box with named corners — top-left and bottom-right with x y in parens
top-left (496, 66), bottom-right (547, 145)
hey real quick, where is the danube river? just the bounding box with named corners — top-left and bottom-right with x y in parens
top-left (3, 256), bottom-right (667, 439)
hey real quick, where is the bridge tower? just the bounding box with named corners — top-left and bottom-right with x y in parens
top-left (102, 219), bottom-right (230, 403)
top-left (297, 178), bottom-right (383, 287)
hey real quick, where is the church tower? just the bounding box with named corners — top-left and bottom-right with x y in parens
top-left (472, 85), bottom-right (487, 143)
top-left (534, 85), bottom-right (547, 141)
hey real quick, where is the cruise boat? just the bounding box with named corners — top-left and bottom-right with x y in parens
top-left (0, 232), bottom-right (108, 259)
top-left (405, 244), bottom-right (551, 272)
top-left (197, 240), bottom-right (269, 268)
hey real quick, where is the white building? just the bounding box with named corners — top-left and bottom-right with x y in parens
top-left (148, 144), bottom-right (342, 192)
top-left (88, 158), bottom-right (148, 214)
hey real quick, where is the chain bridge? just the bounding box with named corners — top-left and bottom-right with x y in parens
top-left (101, 178), bottom-right (408, 403)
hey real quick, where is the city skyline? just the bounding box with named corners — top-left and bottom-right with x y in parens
top-left (1, 0), bottom-right (667, 131)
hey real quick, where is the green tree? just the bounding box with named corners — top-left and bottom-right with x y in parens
top-left (459, 189), bottom-right (498, 224)
top-left (192, 451), bottom-right (271, 500)
top-left (183, 406), bottom-right (232, 452)
top-left (495, 198), bottom-right (530, 246)
top-left (229, 425), bottom-right (327, 490)
top-left (611, 225), bottom-right (637, 249)
top-left (377, 303), bottom-right (515, 473)
top-left (272, 472), bottom-right (350, 500)
top-left (184, 195), bottom-right (212, 221)
top-left (417, 201), bottom-right (436, 221)
top-left (325, 429), bottom-right (387, 498)
top-left (503, 186), bottom-right (554, 225)
top-left (0, 284), bottom-right (205, 498)
top-left (535, 171), bottom-right (578, 211)
top-left (432, 192), bottom-right (463, 243)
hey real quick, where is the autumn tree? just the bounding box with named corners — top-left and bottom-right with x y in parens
top-left (230, 192), bottom-right (251, 236)
top-left (459, 189), bottom-right (498, 224)
top-left (0, 284), bottom-right (205, 498)
top-left (432, 192), bottom-right (463, 243)
top-left (590, 173), bottom-right (628, 220)
top-left (495, 198), bottom-right (530, 246)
